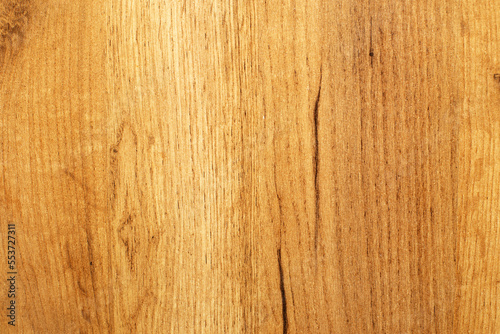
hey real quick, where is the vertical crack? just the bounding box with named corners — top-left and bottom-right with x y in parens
top-left (277, 248), bottom-right (288, 334)
top-left (313, 66), bottom-right (322, 252)
top-left (369, 17), bottom-right (374, 66)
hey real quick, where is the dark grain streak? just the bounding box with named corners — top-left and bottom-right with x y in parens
top-left (369, 17), bottom-right (374, 66)
top-left (277, 248), bottom-right (288, 334)
top-left (313, 65), bottom-right (322, 252)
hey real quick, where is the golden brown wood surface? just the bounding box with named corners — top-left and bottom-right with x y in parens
top-left (0, 0), bottom-right (498, 332)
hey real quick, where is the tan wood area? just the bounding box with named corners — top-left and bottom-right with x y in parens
top-left (0, 0), bottom-right (499, 332)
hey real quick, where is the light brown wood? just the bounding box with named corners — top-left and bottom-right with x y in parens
top-left (457, 0), bottom-right (500, 332)
top-left (0, 0), bottom-right (498, 332)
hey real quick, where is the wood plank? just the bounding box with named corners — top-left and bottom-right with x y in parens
top-left (256, 0), bottom-right (461, 332)
top-left (0, 1), bottom-right (110, 332)
top-left (456, 0), bottom-right (500, 332)
top-left (0, 0), bottom-right (497, 332)
top-left (105, 0), bottom-right (257, 331)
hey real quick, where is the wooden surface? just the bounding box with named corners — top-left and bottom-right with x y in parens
top-left (0, 0), bottom-right (498, 332)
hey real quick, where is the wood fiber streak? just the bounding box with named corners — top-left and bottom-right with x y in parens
top-left (456, 0), bottom-right (500, 332)
top-left (258, 0), bottom-right (461, 332)
top-left (0, 0), bottom-right (497, 333)
top-left (105, 0), bottom-right (257, 332)
top-left (0, 1), bottom-right (109, 332)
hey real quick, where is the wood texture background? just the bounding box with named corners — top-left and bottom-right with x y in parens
top-left (0, 0), bottom-right (498, 332)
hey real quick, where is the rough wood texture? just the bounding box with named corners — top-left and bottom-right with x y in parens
top-left (0, 0), bottom-right (498, 333)
top-left (457, 0), bottom-right (500, 332)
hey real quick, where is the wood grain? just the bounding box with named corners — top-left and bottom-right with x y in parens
top-left (0, 0), bottom-right (497, 333)
top-left (456, 0), bottom-right (500, 332)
